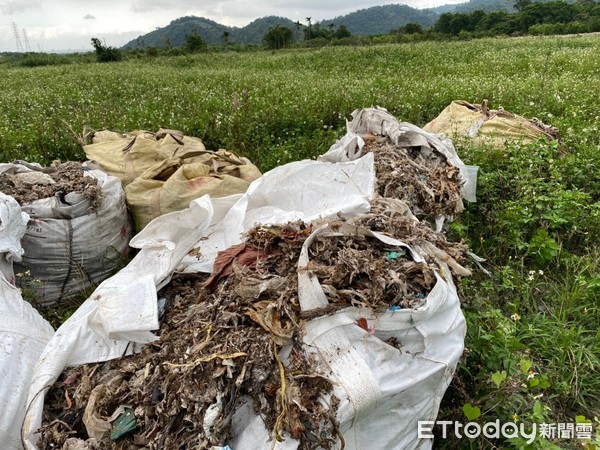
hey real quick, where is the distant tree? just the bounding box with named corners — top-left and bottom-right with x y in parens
top-left (328, 22), bottom-right (335, 38)
top-left (306, 17), bottom-right (312, 39)
top-left (450, 13), bottom-right (471, 34)
top-left (294, 21), bottom-right (302, 41)
top-left (185, 31), bottom-right (206, 53)
top-left (91, 37), bottom-right (122, 62)
top-left (403, 23), bottom-right (424, 34)
top-left (469, 9), bottom-right (486, 31)
top-left (222, 31), bottom-right (230, 46)
top-left (263, 25), bottom-right (293, 49)
top-left (303, 21), bottom-right (335, 40)
top-left (335, 24), bottom-right (352, 38)
top-left (312, 23), bottom-right (322, 39)
top-left (515, 0), bottom-right (532, 13)
top-left (160, 35), bottom-right (171, 48)
top-left (434, 13), bottom-right (454, 34)
top-left (481, 11), bottom-right (511, 31)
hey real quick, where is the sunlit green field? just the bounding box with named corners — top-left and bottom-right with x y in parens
top-left (1, 36), bottom-right (599, 169)
top-left (1, 35), bottom-right (599, 448)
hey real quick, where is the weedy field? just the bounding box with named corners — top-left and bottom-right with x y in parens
top-left (1, 35), bottom-right (599, 448)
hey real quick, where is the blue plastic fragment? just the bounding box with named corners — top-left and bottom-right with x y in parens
top-left (387, 250), bottom-right (406, 260)
top-left (417, 293), bottom-right (425, 299)
top-left (389, 306), bottom-right (402, 312)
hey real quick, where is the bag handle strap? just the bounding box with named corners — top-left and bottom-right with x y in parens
top-left (175, 150), bottom-right (245, 166)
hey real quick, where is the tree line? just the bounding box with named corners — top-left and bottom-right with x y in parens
top-left (89, 0), bottom-right (600, 61)
top-left (264, 1), bottom-right (600, 49)
top-left (263, 20), bottom-right (351, 50)
top-left (395, 0), bottom-right (600, 40)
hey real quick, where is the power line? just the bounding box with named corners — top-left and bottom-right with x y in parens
top-left (11, 22), bottom-right (24, 52)
top-left (22, 28), bottom-right (31, 52)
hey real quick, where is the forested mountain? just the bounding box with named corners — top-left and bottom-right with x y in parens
top-left (125, 17), bottom-right (227, 48)
top-left (321, 4), bottom-right (438, 35)
top-left (234, 17), bottom-right (301, 44)
top-left (123, 16), bottom-right (298, 48)
top-left (430, 0), bottom-right (516, 13)
top-left (122, 0), bottom-right (594, 49)
top-left (431, 0), bottom-right (579, 14)
top-left (122, 4), bottom-right (436, 48)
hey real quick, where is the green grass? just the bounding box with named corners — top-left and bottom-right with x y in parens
top-left (1, 35), bottom-right (599, 448)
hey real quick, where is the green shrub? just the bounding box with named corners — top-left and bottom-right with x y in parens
top-left (91, 37), bottom-right (122, 62)
top-left (18, 53), bottom-right (72, 67)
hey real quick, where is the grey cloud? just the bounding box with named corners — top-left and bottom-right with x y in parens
top-left (0, 0), bottom-right (41, 14)
top-left (268, 0), bottom-right (449, 10)
top-left (268, 0), bottom-right (383, 10)
top-left (83, 14), bottom-right (96, 19)
top-left (130, 0), bottom-right (212, 13)
top-left (211, 0), bottom-right (422, 26)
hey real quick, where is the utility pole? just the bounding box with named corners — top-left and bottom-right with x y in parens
top-left (11, 22), bottom-right (24, 52)
top-left (22, 28), bottom-right (31, 52)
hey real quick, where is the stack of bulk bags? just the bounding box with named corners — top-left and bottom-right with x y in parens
top-left (83, 128), bottom-right (261, 231)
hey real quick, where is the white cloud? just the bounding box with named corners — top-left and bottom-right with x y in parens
top-left (130, 0), bottom-right (216, 14)
top-left (0, 0), bottom-right (466, 52)
top-left (0, 0), bottom-right (42, 15)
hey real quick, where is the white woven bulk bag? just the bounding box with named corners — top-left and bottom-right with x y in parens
top-left (229, 222), bottom-right (466, 450)
top-left (9, 165), bottom-right (132, 305)
top-left (0, 193), bottom-right (54, 450)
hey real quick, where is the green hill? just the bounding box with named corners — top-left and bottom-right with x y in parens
top-left (429, 0), bottom-right (516, 13)
top-left (323, 4), bottom-right (438, 34)
top-left (122, 4), bottom-right (437, 49)
top-left (122, 0), bottom-right (586, 49)
top-left (125, 16), bottom-right (228, 48)
top-left (123, 15), bottom-right (299, 48)
top-left (430, 0), bottom-right (579, 14)
top-left (231, 16), bottom-right (301, 44)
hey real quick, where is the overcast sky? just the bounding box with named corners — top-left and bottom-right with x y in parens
top-left (0, 0), bottom-right (465, 52)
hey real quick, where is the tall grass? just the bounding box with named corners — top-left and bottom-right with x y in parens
top-left (1, 35), bottom-right (599, 448)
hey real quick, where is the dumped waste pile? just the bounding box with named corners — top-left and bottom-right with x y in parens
top-left (0, 161), bottom-right (103, 210)
top-left (26, 107), bottom-right (479, 450)
top-left (39, 196), bottom-right (471, 449)
top-left (0, 161), bottom-right (131, 306)
top-left (364, 134), bottom-right (464, 219)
